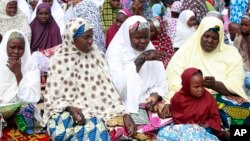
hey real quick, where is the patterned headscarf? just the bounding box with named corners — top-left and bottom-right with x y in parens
top-left (171, 1), bottom-right (183, 13)
top-left (129, 21), bottom-right (149, 33)
top-left (43, 18), bottom-right (126, 125)
top-left (8, 31), bottom-right (25, 41)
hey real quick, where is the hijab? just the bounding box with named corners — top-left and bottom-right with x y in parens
top-left (18, 0), bottom-right (32, 22)
top-left (43, 18), bottom-right (126, 124)
top-left (171, 68), bottom-right (221, 132)
top-left (0, 0), bottom-right (31, 42)
top-left (30, 3), bottom-right (62, 52)
top-left (31, 0), bottom-right (65, 34)
top-left (173, 10), bottom-right (196, 48)
top-left (0, 29), bottom-right (40, 103)
top-left (166, 17), bottom-right (249, 102)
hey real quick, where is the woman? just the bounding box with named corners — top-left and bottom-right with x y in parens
top-left (173, 10), bottom-right (196, 50)
top-left (64, 0), bottom-right (106, 52)
top-left (0, 30), bottom-right (42, 135)
top-left (43, 18), bottom-right (136, 140)
top-left (106, 16), bottom-right (171, 140)
top-left (30, 3), bottom-right (62, 52)
top-left (106, 9), bottom-right (131, 48)
top-left (166, 17), bottom-right (250, 129)
top-left (230, 0), bottom-right (248, 24)
top-left (31, 0), bottom-right (65, 34)
top-left (182, 0), bottom-right (207, 23)
top-left (149, 18), bottom-right (174, 68)
top-left (101, 0), bottom-right (121, 32)
top-left (0, 29), bottom-right (40, 104)
top-left (0, 0), bottom-right (31, 42)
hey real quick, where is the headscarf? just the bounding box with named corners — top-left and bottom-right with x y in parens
top-left (166, 17), bottom-right (249, 102)
top-left (93, 0), bottom-right (105, 7)
top-left (173, 10), bottom-right (195, 48)
top-left (171, 1), bottom-right (183, 13)
top-left (101, 0), bottom-right (121, 32)
top-left (0, 29), bottom-right (40, 104)
top-left (31, 0), bottom-right (65, 34)
top-left (171, 68), bottom-right (221, 132)
top-left (43, 18), bottom-right (126, 125)
top-left (182, 0), bottom-right (207, 22)
top-left (151, 18), bottom-right (174, 68)
top-left (105, 9), bottom-right (131, 48)
top-left (0, 0), bottom-right (31, 42)
top-left (64, 0), bottom-right (106, 52)
top-left (18, 0), bottom-right (32, 22)
top-left (30, 3), bottom-right (62, 52)
top-left (106, 15), bottom-right (167, 113)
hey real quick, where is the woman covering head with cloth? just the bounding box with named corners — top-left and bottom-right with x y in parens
top-left (0, 0), bottom-right (31, 42)
top-left (0, 29), bottom-right (40, 104)
top-left (166, 17), bottom-right (250, 130)
top-left (106, 16), bottom-right (171, 140)
top-left (30, 3), bottom-right (62, 52)
top-left (43, 18), bottom-right (136, 140)
top-left (31, 0), bottom-right (65, 34)
top-left (101, 0), bottom-right (121, 32)
top-left (128, 0), bottom-right (153, 20)
top-left (64, 0), bottom-right (106, 52)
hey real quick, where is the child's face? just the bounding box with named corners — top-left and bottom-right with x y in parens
top-left (132, 0), bottom-right (143, 11)
top-left (228, 23), bottom-right (240, 41)
top-left (109, 0), bottom-right (120, 9)
top-left (187, 16), bottom-right (197, 27)
top-left (240, 17), bottom-right (250, 35)
top-left (189, 74), bottom-right (204, 98)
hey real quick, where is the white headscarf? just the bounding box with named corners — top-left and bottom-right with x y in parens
top-left (18, 0), bottom-right (32, 22)
top-left (106, 15), bottom-right (167, 113)
top-left (0, 0), bottom-right (31, 41)
top-left (93, 0), bottom-right (105, 7)
top-left (173, 10), bottom-right (196, 48)
top-left (0, 29), bottom-right (40, 104)
top-left (30, 0), bottom-right (65, 34)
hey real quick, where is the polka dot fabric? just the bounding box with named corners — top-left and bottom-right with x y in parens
top-left (43, 18), bottom-right (126, 125)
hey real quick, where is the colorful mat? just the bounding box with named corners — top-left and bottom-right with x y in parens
top-left (0, 127), bottom-right (49, 141)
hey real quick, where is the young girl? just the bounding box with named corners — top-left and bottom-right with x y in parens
top-left (158, 68), bottom-right (224, 140)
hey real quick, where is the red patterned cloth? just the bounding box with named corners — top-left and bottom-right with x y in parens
top-left (151, 19), bottom-right (174, 68)
top-left (1, 127), bottom-right (49, 141)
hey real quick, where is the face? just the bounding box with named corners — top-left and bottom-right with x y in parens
top-left (240, 18), bottom-right (250, 35)
top-left (109, 0), bottom-right (120, 8)
top-left (187, 16), bottom-right (197, 27)
top-left (37, 8), bottom-right (50, 24)
top-left (130, 28), bottom-right (150, 51)
top-left (200, 31), bottom-right (219, 52)
top-left (73, 29), bottom-right (94, 53)
top-left (7, 38), bottom-right (25, 61)
top-left (43, 0), bottom-right (53, 7)
top-left (115, 13), bottom-right (128, 29)
top-left (189, 74), bottom-right (205, 98)
top-left (6, 1), bottom-right (17, 17)
top-left (30, 1), bottom-right (38, 11)
top-left (229, 24), bottom-right (240, 41)
top-left (132, 0), bottom-right (143, 11)
top-left (149, 21), bottom-right (159, 40)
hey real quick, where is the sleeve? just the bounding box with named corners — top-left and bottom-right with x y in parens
top-left (106, 48), bottom-right (143, 113)
top-left (17, 64), bottom-right (41, 103)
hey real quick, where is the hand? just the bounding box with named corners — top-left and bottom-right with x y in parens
top-left (142, 50), bottom-right (166, 62)
top-left (66, 106), bottom-right (86, 125)
top-left (6, 58), bottom-right (22, 76)
top-left (203, 76), bottom-right (216, 89)
top-left (145, 93), bottom-right (162, 112)
top-left (123, 114), bottom-right (137, 137)
top-left (158, 104), bottom-right (171, 119)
